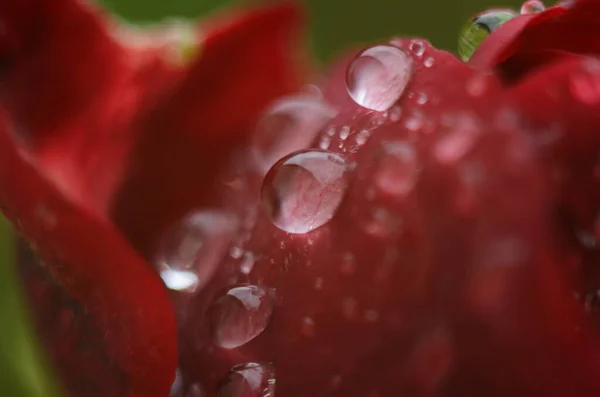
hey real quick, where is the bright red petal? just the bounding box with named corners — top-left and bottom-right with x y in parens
top-left (0, 114), bottom-right (178, 397)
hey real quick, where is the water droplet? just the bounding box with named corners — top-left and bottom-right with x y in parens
top-left (569, 65), bottom-right (600, 106)
top-left (355, 130), bottom-right (371, 146)
top-left (340, 252), bottom-right (357, 275)
top-left (434, 117), bottom-right (480, 164)
top-left (218, 363), bottom-right (275, 397)
top-left (314, 277), bottom-right (324, 290)
top-left (409, 40), bottom-right (426, 57)
top-left (375, 141), bottom-right (419, 197)
top-left (389, 106), bottom-right (402, 122)
top-left (346, 45), bottom-right (413, 111)
top-left (319, 136), bottom-right (331, 150)
top-left (342, 297), bottom-right (358, 320)
top-left (404, 111), bottom-right (424, 131)
top-left (301, 316), bottom-right (316, 337)
top-left (458, 9), bottom-right (518, 62)
top-left (416, 92), bottom-right (428, 105)
top-left (364, 310), bottom-right (379, 322)
top-left (520, 0), bottom-right (545, 14)
top-left (209, 285), bottom-right (273, 349)
top-left (157, 211), bottom-right (238, 292)
top-left (262, 150), bottom-right (348, 234)
top-left (240, 252), bottom-right (256, 275)
top-left (230, 246), bottom-right (244, 259)
top-left (363, 207), bottom-right (400, 237)
top-left (339, 126), bottom-right (350, 140)
top-left (466, 73), bottom-right (492, 97)
top-left (253, 95), bottom-right (337, 172)
top-left (423, 57), bottom-right (435, 68)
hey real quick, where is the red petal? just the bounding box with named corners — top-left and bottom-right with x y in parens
top-left (508, 57), bottom-right (600, 322)
top-left (471, 0), bottom-right (600, 81)
top-left (0, 0), bottom-right (178, 212)
top-left (176, 40), bottom-right (600, 396)
top-left (110, 3), bottom-right (305, 259)
top-left (0, 114), bottom-right (178, 397)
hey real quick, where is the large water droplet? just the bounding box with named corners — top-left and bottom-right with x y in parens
top-left (346, 45), bottom-right (413, 111)
top-left (209, 285), bottom-right (273, 349)
top-left (218, 363), bottom-right (275, 397)
top-left (520, 0), bottom-right (545, 14)
top-left (157, 211), bottom-right (238, 292)
top-left (253, 95), bottom-right (337, 172)
top-left (375, 141), bottom-right (419, 197)
top-left (262, 150), bottom-right (348, 234)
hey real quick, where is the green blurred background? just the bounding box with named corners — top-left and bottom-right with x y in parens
top-left (0, 0), bottom-right (523, 395)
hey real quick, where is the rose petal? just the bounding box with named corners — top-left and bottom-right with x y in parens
top-left (0, 114), bottom-right (177, 397)
top-left (110, 3), bottom-right (305, 260)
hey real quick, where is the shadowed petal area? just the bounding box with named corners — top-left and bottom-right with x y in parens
top-left (0, 115), bottom-right (178, 397)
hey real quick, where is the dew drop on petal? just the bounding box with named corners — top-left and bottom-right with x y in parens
top-left (569, 65), bottom-right (600, 106)
top-left (434, 117), bottom-right (480, 164)
top-left (157, 211), bottom-right (238, 292)
top-left (253, 95), bottom-right (337, 172)
top-left (520, 0), bottom-right (545, 14)
top-left (262, 150), bottom-right (348, 234)
top-left (375, 141), bottom-right (419, 197)
top-left (409, 40), bottom-right (426, 57)
top-left (218, 363), bottom-right (275, 397)
top-left (209, 285), bottom-right (273, 349)
top-left (423, 57), bottom-right (435, 68)
top-left (346, 45), bottom-right (413, 111)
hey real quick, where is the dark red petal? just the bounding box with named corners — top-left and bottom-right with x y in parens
top-left (177, 40), bottom-right (600, 396)
top-left (507, 57), bottom-right (600, 323)
top-left (471, 0), bottom-right (600, 81)
top-left (111, 3), bottom-right (305, 260)
top-left (0, 115), bottom-right (177, 397)
top-left (0, 0), bottom-right (178, 213)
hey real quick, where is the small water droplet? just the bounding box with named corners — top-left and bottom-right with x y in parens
top-left (434, 117), bottom-right (480, 164)
top-left (375, 141), bottom-right (419, 197)
top-left (319, 136), bottom-right (331, 150)
top-left (240, 252), bottom-right (256, 275)
top-left (569, 65), bottom-right (600, 106)
top-left (364, 310), bottom-right (379, 322)
top-left (340, 252), bottom-right (357, 275)
top-left (314, 277), bottom-right (324, 290)
top-left (301, 316), bottom-right (316, 337)
top-left (466, 73), bottom-right (492, 97)
top-left (230, 246), bottom-right (244, 259)
top-left (389, 106), bottom-right (402, 122)
top-left (409, 40), bottom-right (426, 57)
top-left (404, 111), bottom-right (424, 131)
top-left (209, 285), bottom-right (273, 349)
top-left (416, 92), bottom-right (428, 105)
top-left (253, 95), bottom-right (337, 172)
top-left (355, 130), bottom-right (371, 146)
top-left (157, 211), bottom-right (238, 292)
top-left (363, 207), bottom-right (400, 237)
top-left (520, 0), bottom-right (545, 14)
top-left (262, 150), bottom-right (348, 234)
top-left (342, 297), bottom-right (358, 320)
top-left (423, 57), bottom-right (435, 68)
top-left (218, 363), bottom-right (275, 397)
top-left (339, 126), bottom-right (350, 140)
top-left (346, 45), bottom-right (413, 111)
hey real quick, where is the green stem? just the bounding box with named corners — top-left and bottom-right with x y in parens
top-left (0, 216), bottom-right (62, 397)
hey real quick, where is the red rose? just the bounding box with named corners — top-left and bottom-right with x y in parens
top-left (3, 1), bottom-right (600, 397)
